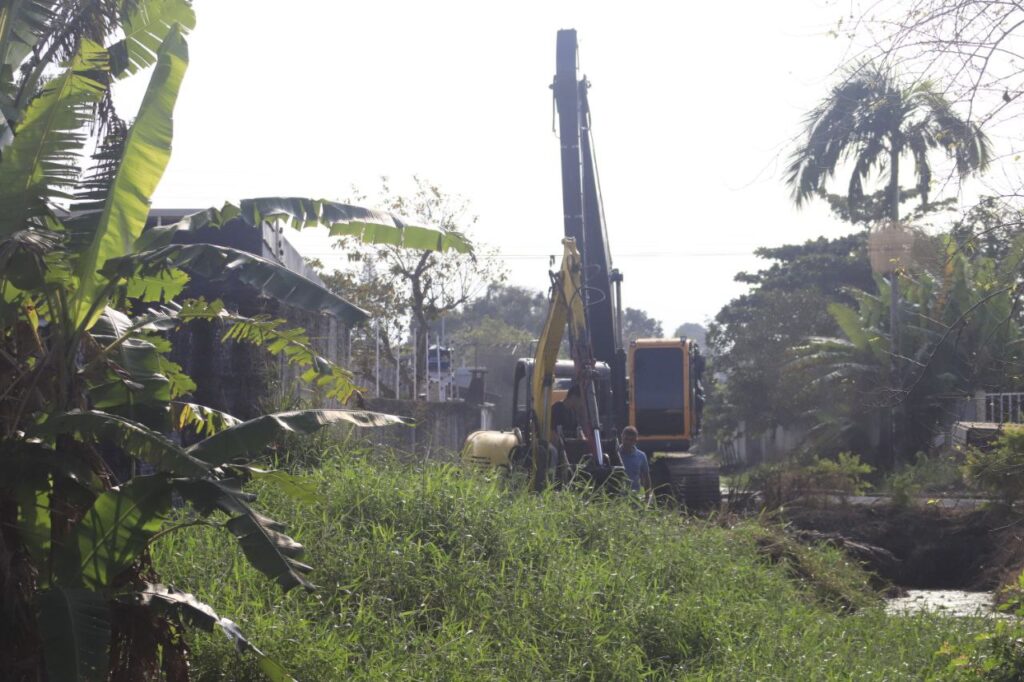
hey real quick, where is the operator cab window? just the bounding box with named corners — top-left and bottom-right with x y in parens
top-left (633, 347), bottom-right (685, 436)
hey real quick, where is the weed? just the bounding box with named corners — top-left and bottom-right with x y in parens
top-left (885, 452), bottom-right (964, 508)
top-left (965, 425), bottom-right (1024, 505)
top-left (155, 446), bottom-right (988, 680)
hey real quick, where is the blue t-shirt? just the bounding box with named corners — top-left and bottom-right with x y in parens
top-left (619, 447), bottom-right (649, 491)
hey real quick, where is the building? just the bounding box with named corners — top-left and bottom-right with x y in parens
top-left (147, 209), bottom-right (365, 418)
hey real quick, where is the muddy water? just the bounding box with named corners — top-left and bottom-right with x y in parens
top-left (887, 590), bottom-right (997, 617)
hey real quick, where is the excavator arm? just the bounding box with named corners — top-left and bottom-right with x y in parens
top-left (528, 238), bottom-right (607, 489)
top-left (553, 28), bottom-right (628, 432)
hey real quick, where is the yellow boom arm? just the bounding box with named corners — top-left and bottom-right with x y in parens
top-left (529, 238), bottom-right (599, 487)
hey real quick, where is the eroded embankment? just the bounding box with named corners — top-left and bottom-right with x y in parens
top-left (784, 503), bottom-right (1024, 590)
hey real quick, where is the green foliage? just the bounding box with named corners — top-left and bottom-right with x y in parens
top-left (331, 176), bottom-right (505, 386)
top-left (108, 0), bottom-right (196, 77)
top-left (788, 62), bottom-right (989, 220)
top-left (965, 425), bottom-right (1024, 504)
top-left (748, 452), bottom-right (873, 508)
top-left (887, 469), bottom-right (920, 508)
top-left (106, 242), bottom-right (369, 325)
top-left (0, 5), bottom-right (477, 679)
top-left (57, 474), bottom-right (172, 590)
top-left (884, 452), bottom-right (963, 507)
top-left (622, 306), bottom-right (663, 343)
top-left (933, 621), bottom-right (1024, 681)
top-left (446, 283), bottom-right (547, 339)
top-left (673, 322), bottom-right (707, 348)
top-left (186, 409), bottom-right (413, 466)
top-left (950, 196), bottom-right (1024, 264)
top-left (804, 452), bottom-right (874, 495)
top-left (72, 25), bottom-right (189, 328)
top-left (154, 451), bottom-right (982, 680)
top-left (37, 587), bottom-right (111, 682)
top-left (793, 243), bottom-right (1024, 460)
top-left (0, 40), bottom-right (109, 233)
top-left (449, 314), bottom-right (532, 355)
top-left (220, 315), bottom-right (361, 403)
top-left (706, 232), bottom-right (873, 440)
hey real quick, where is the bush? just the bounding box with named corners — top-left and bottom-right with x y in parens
top-left (803, 452), bottom-right (873, 497)
top-left (884, 452), bottom-right (964, 508)
top-left (935, 621), bottom-right (1024, 681)
top-left (748, 452), bottom-right (873, 509)
top-left (964, 425), bottom-right (1024, 504)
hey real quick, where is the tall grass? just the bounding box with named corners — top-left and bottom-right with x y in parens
top-left (155, 447), bottom-right (984, 680)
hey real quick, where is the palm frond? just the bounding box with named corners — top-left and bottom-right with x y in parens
top-left (108, 0), bottom-right (195, 77)
top-left (0, 39), bottom-right (108, 236)
top-left (0, 0), bottom-right (58, 74)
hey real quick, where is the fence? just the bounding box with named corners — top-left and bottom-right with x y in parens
top-left (982, 392), bottom-right (1024, 423)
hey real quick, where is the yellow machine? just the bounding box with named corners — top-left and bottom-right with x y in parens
top-left (463, 29), bottom-right (719, 508)
top-left (463, 239), bottom-right (608, 487)
top-left (628, 338), bottom-right (705, 454)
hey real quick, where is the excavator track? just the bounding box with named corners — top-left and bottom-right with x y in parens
top-left (651, 454), bottom-right (721, 511)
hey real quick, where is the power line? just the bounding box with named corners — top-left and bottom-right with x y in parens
top-left (297, 250), bottom-right (759, 259)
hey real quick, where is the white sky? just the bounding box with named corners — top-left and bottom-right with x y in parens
top-left (131, 0), bottom-right (939, 332)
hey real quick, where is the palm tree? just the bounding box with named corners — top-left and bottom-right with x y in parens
top-left (786, 63), bottom-right (990, 462)
top-left (787, 63), bottom-right (990, 223)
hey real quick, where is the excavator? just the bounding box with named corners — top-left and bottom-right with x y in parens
top-left (462, 29), bottom-right (720, 508)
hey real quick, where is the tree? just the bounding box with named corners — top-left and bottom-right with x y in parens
top-left (950, 195), bottom-right (1024, 263)
top-left (787, 63), bottom-right (990, 223)
top-left (705, 234), bottom-right (874, 444)
top-left (335, 176), bottom-right (506, 385)
top-left (787, 62), bottom-right (990, 461)
top-left (673, 322), bottom-right (707, 349)
top-left (621, 307), bottom-right (663, 344)
top-left (443, 284), bottom-right (545, 360)
top-left (864, 2), bottom-right (1024, 135)
top-left (0, 4), bottom-right (470, 679)
top-left (445, 283), bottom-right (547, 340)
top-left (793, 242), bottom-right (1024, 459)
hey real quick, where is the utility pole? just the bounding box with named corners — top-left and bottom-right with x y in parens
top-left (375, 320), bottom-right (380, 398)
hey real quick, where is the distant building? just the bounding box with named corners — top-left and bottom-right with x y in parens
top-left (147, 209), bottom-right (365, 418)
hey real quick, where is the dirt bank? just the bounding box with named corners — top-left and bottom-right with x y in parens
top-left (782, 503), bottom-right (1024, 590)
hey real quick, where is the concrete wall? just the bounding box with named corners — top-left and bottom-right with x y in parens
top-left (353, 398), bottom-right (490, 461)
top-left (720, 422), bottom-right (807, 468)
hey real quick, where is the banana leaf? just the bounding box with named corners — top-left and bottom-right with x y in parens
top-left (0, 1), bottom-right (58, 71)
top-left (108, 0), bottom-right (195, 77)
top-left (0, 40), bottom-right (108, 236)
top-left (55, 474), bottom-right (172, 590)
top-left (122, 581), bottom-right (294, 678)
top-left (37, 587), bottom-right (110, 682)
top-left (101, 242), bottom-right (369, 324)
top-left (225, 512), bottom-right (314, 592)
top-left (186, 408), bottom-right (414, 466)
top-left (40, 409), bottom-right (210, 477)
top-left (73, 26), bottom-right (188, 329)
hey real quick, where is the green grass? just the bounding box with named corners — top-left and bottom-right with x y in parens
top-left (154, 447), bottom-right (988, 681)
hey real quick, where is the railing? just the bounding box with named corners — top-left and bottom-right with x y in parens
top-left (984, 392), bottom-right (1024, 423)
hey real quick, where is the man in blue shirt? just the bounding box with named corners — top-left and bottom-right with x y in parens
top-left (619, 425), bottom-right (651, 501)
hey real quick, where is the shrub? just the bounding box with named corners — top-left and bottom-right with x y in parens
top-left (884, 452), bottom-right (964, 508)
top-left (748, 452), bottom-right (873, 509)
top-left (964, 425), bottom-right (1024, 504)
top-left (803, 452), bottom-right (873, 498)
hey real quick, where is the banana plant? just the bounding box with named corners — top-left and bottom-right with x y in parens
top-left (791, 242), bottom-right (1024, 459)
top-left (0, 3), bottom-right (473, 680)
